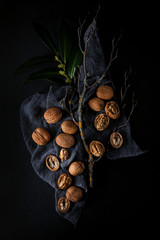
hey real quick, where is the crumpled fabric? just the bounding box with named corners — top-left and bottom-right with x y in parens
top-left (20, 19), bottom-right (145, 225)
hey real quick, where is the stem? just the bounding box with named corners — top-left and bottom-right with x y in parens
top-left (117, 92), bottom-right (137, 130)
top-left (78, 87), bottom-right (95, 187)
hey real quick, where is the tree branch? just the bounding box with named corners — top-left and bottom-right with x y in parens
top-left (120, 66), bottom-right (132, 108)
top-left (117, 92), bottom-right (138, 130)
top-left (88, 32), bottom-right (122, 89)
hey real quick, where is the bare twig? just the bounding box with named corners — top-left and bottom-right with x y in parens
top-left (60, 86), bottom-right (70, 111)
top-left (88, 32), bottom-right (122, 89)
top-left (120, 66), bottom-right (132, 107)
top-left (77, 4), bottom-right (100, 53)
top-left (104, 32), bottom-right (122, 74)
top-left (78, 14), bottom-right (89, 54)
top-left (68, 8), bottom-right (122, 187)
top-left (77, 13), bottom-right (101, 187)
top-left (117, 92), bottom-right (138, 130)
top-left (111, 66), bottom-right (137, 134)
top-left (68, 88), bottom-right (79, 126)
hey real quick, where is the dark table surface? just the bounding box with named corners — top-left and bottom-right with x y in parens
top-left (0, 1), bottom-right (158, 238)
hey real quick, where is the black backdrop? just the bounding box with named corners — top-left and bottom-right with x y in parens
top-left (0, 0), bottom-right (158, 238)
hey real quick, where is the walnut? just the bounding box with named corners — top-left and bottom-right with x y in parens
top-left (110, 132), bottom-right (123, 148)
top-left (96, 85), bottom-right (114, 100)
top-left (45, 155), bottom-right (60, 171)
top-left (68, 161), bottom-right (85, 176)
top-left (57, 197), bottom-right (70, 213)
top-left (89, 140), bottom-right (105, 157)
top-left (32, 127), bottom-right (50, 145)
top-left (56, 133), bottom-right (75, 148)
top-left (66, 186), bottom-right (83, 202)
top-left (105, 101), bottom-right (120, 119)
top-left (59, 148), bottom-right (69, 161)
top-left (61, 120), bottom-right (78, 135)
top-left (44, 107), bottom-right (62, 124)
top-left (88, 97), bottom-right (105, 112)
top-left (57, 173), bottom-right (72, 190)
top-left (94, 113), bottom-right (110, 131)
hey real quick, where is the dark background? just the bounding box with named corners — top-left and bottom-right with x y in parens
top-left (0, 0), bottom-right (158, 238)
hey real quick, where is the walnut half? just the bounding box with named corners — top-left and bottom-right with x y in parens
top-left (110, 132), bottom-right (123, 148)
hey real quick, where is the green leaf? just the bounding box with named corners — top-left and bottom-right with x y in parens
top-left (47, 77), bottom-right (66, 86)
top-left (32, 21), bottom-right (59, 55)
top-left (68, 46), bottom-right (83, 79)
top-left (15, 55), bottom-right (54, 73)
top-left (59, 19), bottom-right (72, 64)
top-left (23, 68), bottom-right (65, 85)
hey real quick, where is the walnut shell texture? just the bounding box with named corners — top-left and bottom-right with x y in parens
top-left (57, 197), bottom-right (70, 213)
top-left (96, 85), bottom-right (114, 100)
top-left (32, 127), bottom-right (50, 145)
top-left (88, 97), bottom-right (105, 111)
top-left (105, 101), bottom-right (120, 119)
top-left (68, 161), bottom-right (85, 176)
top-left (89, 140), bottom-right (105, 157)
top-left (110, 132), bottom-right (123, 148)
top-left (56, 133), bottom-right (75, 148)
top-left (44, 107), bottom-right (62, 124)
top-left (66, 186), bottom-right (83, 202)
top-left (61, 120), bottom-right (78, 135)
top-left (57, 173), bottom-right (72, 189)
top-left (45, 154), bottom-right (59, 171)
top-left (94, 113), bottom-right (110, 131)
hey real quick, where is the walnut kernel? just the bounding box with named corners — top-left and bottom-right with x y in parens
top-left (89, 140), bottom-right (105, 157)
top-left (94, 113), bottom-right (110, 131)
top-left (110, 132), bottom-right (123, 148)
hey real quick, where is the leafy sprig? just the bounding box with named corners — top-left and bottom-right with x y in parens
top-left (15, 19), bottom-right (82, 85)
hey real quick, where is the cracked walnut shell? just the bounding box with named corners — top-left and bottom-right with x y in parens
top-left (105, 101), bottom-right (120, 119)
top-left (45, 154), bottom-right (59, 171)
top-left (89, 140), bottom-right (105, 157)
top-left (57, 173), bottom-right (72, 190)
top-left (57, 197), bottom-right (70, 213)
top-left (110, 132), bottom-right (123, 148)
top-left (94, 113), bottom-right (110, 131)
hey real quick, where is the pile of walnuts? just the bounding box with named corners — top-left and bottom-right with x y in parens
top-left (88, 85), bottom-right (123, 155)
top-left (31, 84), bottom-right (123, 213)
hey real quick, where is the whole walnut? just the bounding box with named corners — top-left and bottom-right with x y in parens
top-left (68, 161), bottom-right (85, 176)
top-left (96, 85), bottom-right (114, 100)
top-left (32, 127), bottom-right (50, 145)
top-left (66, 186), bottom-right (83, 202)
top-left (56, 133), bottom-right (75, 148)
top-left (88, 97), bottom-right (105, 111)
top-left (61, 120), bottom-right (78, 135)
top-left (44, 107), bottom-right (62, 124)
